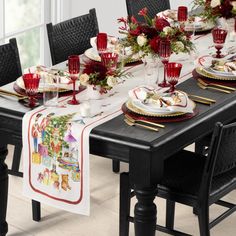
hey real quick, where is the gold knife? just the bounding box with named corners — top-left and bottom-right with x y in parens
top-left (191, 98), bottom-right (212, 105)
top-left (188, 94), bottom-right (216, 103)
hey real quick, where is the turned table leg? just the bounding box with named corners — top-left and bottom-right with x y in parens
top-left (0, 145), bottom-right (8, 236)
top-left (134, 186), bottom-right (157, 236)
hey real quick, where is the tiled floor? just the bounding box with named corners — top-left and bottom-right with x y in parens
top-left (5, 144), bottom-right (236, 236)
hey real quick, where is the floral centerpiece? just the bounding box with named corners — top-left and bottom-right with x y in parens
top-left (118, 8), bottom-right (194, 58)
top-left (192, 0), bottom-right (236, 21)
top-left (79, 60), bottom-right (130, 94)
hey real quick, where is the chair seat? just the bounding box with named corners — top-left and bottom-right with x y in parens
top-left (159, 150), bottom-right (236, 199)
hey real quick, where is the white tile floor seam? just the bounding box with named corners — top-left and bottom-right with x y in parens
top-left (5, 144), bottom-right (236, 236)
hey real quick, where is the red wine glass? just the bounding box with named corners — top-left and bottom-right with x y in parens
top-left (68, 55), bottom-right (80, 105)
top-left (96, 33), bottom-right (108, 55)
top-left (166, 62), bottom-right (182, 92)
top-left (23, 73), bottom-right (40, 108)
top-left (212, 27), bottom-right (228, 58)
top-left (178, 6), bottom-right (188, 29)
top-left (158, 40), bottom-right (171, 88)
top-left (100, 52), bottom-right (118, 71)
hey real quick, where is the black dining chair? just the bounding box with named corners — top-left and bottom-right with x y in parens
top-left (120, 122), bottom-right (236, 236)
top-left (126, 0), bottom-right (170, 23)
top-left (0, 38), bottom-right (23, 177)
top-left (46, 8), bottom-right (99, 65)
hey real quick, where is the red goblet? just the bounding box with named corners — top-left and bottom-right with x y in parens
top-left (212, 27), bottom-right (228, 58)
top-left (100, 52), bottom-right (118, 71)
top-left (166, 62), bottom-right (182, 92)
top-left (178, 6), bottom-right (188, 29)
top-left (23, 73), bottom-right (40, 108)
top-left (68, 55), bottom-right (80, 105)
top-left (158, 39), bottom-right (171, 88)
top-left (96, 33), bottom-right (108, 55)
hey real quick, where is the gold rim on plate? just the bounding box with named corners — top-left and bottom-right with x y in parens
top-left (196, 67), bottom-right (236, 81)
top-left (126, 99), bottom-right (196, 117)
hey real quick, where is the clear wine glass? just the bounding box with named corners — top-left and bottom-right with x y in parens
top-left (23, 73), bottom-right (40, 108)
top-left (68, 55), bottom-right (80, 105)
top-left (212, 27), bottom-right (228, 58)
top-left (166, 62), bottom-right (182, 92)
top-left (158, 39), bottom-right (171, 88)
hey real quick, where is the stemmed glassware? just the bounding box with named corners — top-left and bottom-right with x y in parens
top-left (100, 52), bottom-right (118, 71)
top-left (158, 39), bottom-right (171, 88)
top-left (22, 73), bottom-right (40, 108)
top-left (96, 33), bottom-right (108, 55)
top-left (212, 27), bottom-right (228, 58)
top-left (68, 55), bottom-right (80, 105)
top-left (166, 62), bottom-right (182, 92)
top-left (178, 6), bottom-right (188, 29)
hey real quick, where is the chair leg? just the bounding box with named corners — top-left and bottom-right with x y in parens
top-left (112, 159), bottom-right (120, 173)
top-left (32, 200), bottom-right (41, 221)
top-left (197, 205), bottom-right (210, 236)
top-left (166, 199), bottom-right (175, 230)
top-left (9, 145), bottom-right (23, 177)
top-left (120, 172), bottom-right (131, 236)
top-left (195, 141), bottom-right (206, 155)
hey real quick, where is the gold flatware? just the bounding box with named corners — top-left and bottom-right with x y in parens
top-left (125, 114), bottom-right (165, 128)
top-left (0, 90), bottom-right (27, 99)
top-left (124, 119), bottom-right (159, 132)
top-left (0, 89), bottom-right (26, 98)
top-left (197, 82), bottom-right (231, 94)
top-left (188, 94), bottom-right (216, 103)
top-left (190, 98), bottom-right (212, 105)
top-left (198, 78), bottom-right (236, 91)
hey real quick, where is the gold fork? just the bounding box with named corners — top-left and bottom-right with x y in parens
top-left (124, 119), bottom-right (159, 132)
top-left (198, 78), bottom-right (236, 92)
top-left (197, 82), bottom-right (231, 94)
top-left (125, 114), bottom-right (165, 128)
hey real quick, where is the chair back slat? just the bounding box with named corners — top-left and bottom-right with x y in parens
top-left (213, 123), bottom-right (236, 176)
top-left (126, 0), bottom-right (170, 23)
top-left (47, 8), bottom-right (99, 65)
top-left (0, 38), bottom-right (22, 86)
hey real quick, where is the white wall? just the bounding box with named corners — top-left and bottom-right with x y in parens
top-left (69, 0), bottom-right (193, 37)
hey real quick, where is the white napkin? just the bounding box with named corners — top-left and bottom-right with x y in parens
top-left (156, 10), bottom-right (177, 25)
top-left (128, 86), bottom-right (194, 114)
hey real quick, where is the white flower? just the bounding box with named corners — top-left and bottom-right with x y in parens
top-left (80, 73), bottom-right (90, 86)
top-left (232, 1), bottom-right (236, 10)
top-left (107, 76), bottom-right (117, 87)
top-left (173, 41), bottom-right (185, 52)
top-left (137, 34), bottom-right (147, 47)
top-left (210, 0), bottom-right (221, 8)
top-left (163, 26), bottom-right (173, 35)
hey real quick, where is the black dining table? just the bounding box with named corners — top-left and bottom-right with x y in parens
top-left (1, 76), bottom-right (236, 236)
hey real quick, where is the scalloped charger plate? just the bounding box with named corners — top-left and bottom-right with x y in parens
top-left (126, 99), bottom-right (196, 117)
top-left (196, 67), bottom-right (236, 81)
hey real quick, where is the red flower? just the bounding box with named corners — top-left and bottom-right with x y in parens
top-left (131, 16), bottom-right (138, 24)
top-left (83, 61), bottom-right (108, 81)
top-left (218, 0), bottom-right (233, 19)
top-left (129, 26), bottom-right (142, 36)
top-left (155, 17), bottom-right (170, 31)
top-left (149, 36), bottom-right (161, 53)
top-left (138, 7), bottom-right (148, 16)
top-left (140, 25), bottom-right (158, 38)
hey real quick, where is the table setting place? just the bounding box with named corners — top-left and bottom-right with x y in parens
top-left (0, 2), bottom-right (234, 216)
